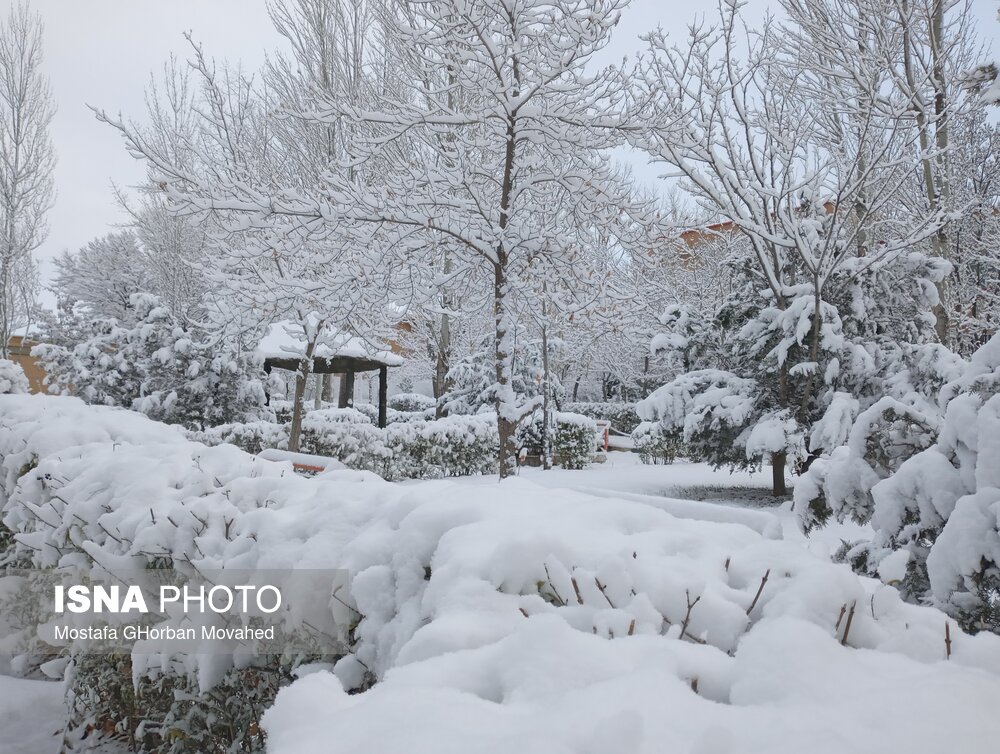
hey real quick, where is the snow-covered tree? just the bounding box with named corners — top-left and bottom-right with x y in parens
top-left (35, 294), bottom-right (266, 429)
top-left (795, 330), bottom-right (1000, 633)
top-left (0, 3), bottom-right (54, 357)
top-left (633, 2), bottom-right (949, 494)
top-left (51, 231), bottom-right (149, 320)
top-left (312, 0), bottom-right (649, 475)
top-left (101, 0), bottom-right (651, 475)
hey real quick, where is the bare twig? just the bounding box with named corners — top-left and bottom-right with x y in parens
top-left (543, 564), bottom-right (566, 606)
top-left (680, 590), bottom-right (705, 643)
top-left (746, 569), bottom-right (771, 616)
top-left (570, 576), bottom-right (584, 605)
top-left (628, 618), bottom-right (636, 636)
top-left (840, 601), bottom-right (857, 646)
top-left (945, 621), bottom-right (952, 659)
top-left (594, 578), bottom-right (616, 608)
top-left (835, 603), bottom-right (847, 631)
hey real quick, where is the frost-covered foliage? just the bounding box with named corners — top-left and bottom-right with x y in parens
top-left (517, 411), bottom-right (599, 470)
top-left (632, 421), bottom-right (683, 465)
top-left (564, 401), bottom-right (640, 434)
top-left (195, 411), bottom-right (499, 481)
top-left (0, 358), bottom-right (28, 394)
top-left (34, 293), bottom-right (265, 430)
top-left (795, 332), bottom-right (1000, 633)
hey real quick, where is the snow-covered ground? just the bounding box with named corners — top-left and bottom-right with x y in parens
top-left (0, 675), bottom-right (65, 753)
top-left (1, 399), bottom-right (996, 754)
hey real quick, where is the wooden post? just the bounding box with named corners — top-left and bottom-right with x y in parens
top-left (378, 365), bottom-right (388, 428)
top-left (345, 371), bottom-right (355, 407)
top-left (338, 371), bottom-right (355, 408)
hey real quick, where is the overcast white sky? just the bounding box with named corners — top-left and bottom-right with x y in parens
top-left (19, 0), bottom-right (1000, 294)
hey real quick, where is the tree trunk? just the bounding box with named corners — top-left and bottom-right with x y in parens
top-left (288, 342), bottom-right (317, 453)
top-left (541, 319), bottom-right (552, 471)
top-left (378, 365), bottom-right (388, 429)
top-left (494, 261), bottom-right (518, 478)
top-left (434, 313), bottom-right (450, 419)
top-left (771, 452), bottom-right (787, 497)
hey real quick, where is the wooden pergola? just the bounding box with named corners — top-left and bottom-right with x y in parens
top-left (258, 322), bottom-right (403, 428)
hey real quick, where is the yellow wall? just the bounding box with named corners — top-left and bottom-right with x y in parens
top-left (6, 336), bottom-right (48, 394)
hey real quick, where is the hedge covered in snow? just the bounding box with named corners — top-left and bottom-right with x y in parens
top-left (517, 410), bottom-right (600, 469)
top-left (632, 420), bottom-right (683, 465)
top-left (564, 401), bottom-right (641, 434)
top-left (3, 394), bottom-right (1000, 753)
top-left (193, 409), bottom-right (499, 480)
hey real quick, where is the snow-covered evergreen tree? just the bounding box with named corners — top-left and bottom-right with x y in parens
top-left (34, 294), bottom-right (265, 429)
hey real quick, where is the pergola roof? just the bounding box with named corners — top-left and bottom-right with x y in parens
top-left (256, 321), bottom-right (404, 374)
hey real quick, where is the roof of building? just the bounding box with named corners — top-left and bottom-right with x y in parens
top-left (256, 320), bottom-right (404, 373)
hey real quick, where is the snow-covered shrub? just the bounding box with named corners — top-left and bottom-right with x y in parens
top-left (34, 293), bottom-right (266, 430)
top-left (190, 420), bottom-right (290, 454)
top-left (0, 359), bottom-right (29, 395)
top-left (388, 393), bottom-right (436, 412)
top-left (517, 411), bottom-right (599, 469)
top-left (632, 421), bottom-right (683, 465)
top-left (190, 409), bottom-right (498, 481)
top-left (564, 401), bottom-right (640, 434)
top-left (303, 420), bottom-right (392, 472)
top-left (65, 652), bottom-right (304, 754)
top-left (0, 395), bottom-right (341, 751)
top-left (353, 402), bottom-right (431, 424)
top-left (300, 414), bottom-right (498, 480)
top-left (305, 407), bottom-right (374, 426)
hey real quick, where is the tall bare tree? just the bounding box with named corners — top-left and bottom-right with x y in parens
top-left (0, 3), bottom-right (54, 356)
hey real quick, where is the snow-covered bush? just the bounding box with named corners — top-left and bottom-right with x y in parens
top-left (193, 411), bottom-right (499, 481)
top-left (34, 293), bottom-right (266, 430)
top-left (0, 395), bottom-right (341, 750)
top-left (517, 411), bottom-right (599, 470)
top-left (632, 421), bottom-right (683, 465)
top-left (564, 401), bottom-right (640, 434)
top-left (190, 420), bottom-right (290, 454)
top-left (302, 414), bottom-right (498, 480)
top-left (388, 393), bottom-right (436, 412)
top-left (0, 359), bottom-right (29, 394)
top-left (795, 332), bottom-right (1000, 632)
